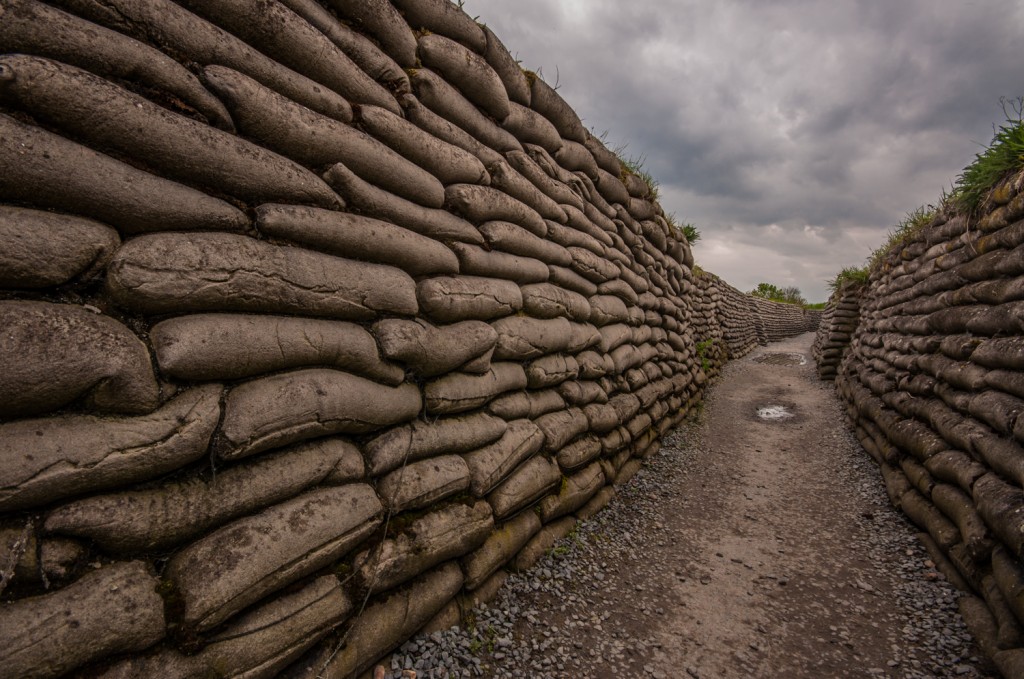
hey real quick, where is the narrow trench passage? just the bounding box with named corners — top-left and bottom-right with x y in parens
top-left (383, 332), bottom-right (997, 679)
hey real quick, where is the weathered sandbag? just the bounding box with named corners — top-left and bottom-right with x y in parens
top-left (577, 485), bottom-right (616, 520)
top-left (417, 33), bottom-right (509, 121)
top-left (520, 282), bottom-right (591, 321)
top-left (549, 264), bottom-right (600, 297)
top-left (969, 390), bottom-right (1024, 436)
top-left (560, 380), bottom-right (609, 407)
top-left (487, 389), bottom-right (566, 420)
top-left (374, 318), bottom-right (497, 377)
top-left (358, 104), bottom-right (489, 185)
top-left (615, 458), bottom-right (644, 486)
top-left (992, 545), bottom-right (1024, 627)
top-left (602, 427), bottom-right (632, 457)
top-left (462, 511), bottom-right (541, 589)
top-left (898, 487), bottom-right (960, 550)
top-left (152, 313), bottom-right (402, 385)
top-left (487, 160), bottom-right (567, 222)
top-left (322, 0), bottom-right (418, 67)
top-left (931, 483), bottom-right (993, 559)
top-left (445, 183), bottom-right (547, 236)
top-left (0, 113), bottom-right (247, 234)
top-left (540, 462), bottom-right (605, 522)
top-left (502, 102), bottom-right (563, 153)
top-left (410, 69), bottom-right (522, 152)
top-left (51, 0), bottom-right (353, 121)
top-left (554, 140), bottom-right (600, 181)
top-left (401, 94), bottom-right (504, 167)
top-left (556, 435), bottom-right (603, 471)
top-left (589, 294), bottom-right (631, 326)
top-left (972, 337), bottom-right (1024, 370)
top-left (525, 354), bottom-right (580, 389)
top-left (364, 409), bottom-right (507, 476)
top-left (0, 0), bottom-right (232, 130)
top-left (376, 455), bottom-right (471, 512)
top-left (487, 455), bottom-right (561, 519)
top-left (529, 76), bottom-right (586, 143)
top-left (583, 402), bottom-right (621, 434)
top-left (392, 0), bottom-right (485, 51)
top-left (481, 222), bottom-right (571, 268)
top-left (0, 385), bottom-right (221, 512)
top-left (994, 649), bottom-right (1024, 679)
top-left (277, 0), bottom-right (409, 92)
top-left (318, 562), bottom-right (463, 678)
top-left (983, 574), bottom-right (1024, 650)
top-left (506, 151), bottom-right (584, 210)
top-left (975, 473), bottom-right (1024, 559)
top-left (97, 576), bottom-right (349, 679)
top-left (424, 362), bottom-right (528, 414)
top-left (959, 595), bottom-right (1001, 660)
top-left (322, 162), bottom-right (482, 244)
top-left (107, 232), bottom-right (417, 319)
top-left (219, 369), bottom-right (421, 460)
top-left (535, 407), bottom-right (590, 452)
top-left (44, 438), bottom-right (364, 553)
top-left (611, 344), bottom-right (645, 374)
top-left (0, 207), bottom-right (118, 289)
top-left (0, 560), bottom-right (164, 679)
top-left (202, 67), bottom-right (440, 206)
top-left (973, 433), bottom-right (1024, 490)
top-left (491, 316), bottom-right (574, 359)
top-left (417, 275), bottom-right (523, 322)
top-left (570, 246), bottom-right (620, 284)
top-left (608, 393), bottom-right (643, 423)
top-left (577, 350), bottom-right (615, 378)
top-left (177, 0), bottom-right (397, 111)
top-left (463, 420), bottom-right (546, 496)
top-left (0, 56), bottom-right (342, 208)
top-left (480, 24), bottom-right (530, 105)
top-left (512, 516), bottom-right (577, 571)
top-left (0, 526), bottom-right (85, 590)
top-left (564, 205), bottom-right (615, 247)
top-left (355, 501), bottom-right (492, 593)
top-left (599, 278), bottom-right (642, 306)
top-left (0, 301), bottom-right (157, 419)
top-left (451, 242), bottom-right (550, 284)
top-left (167, 484), bottom-right (381, 632)
top-left (584, 133), bottom-right (622, 176)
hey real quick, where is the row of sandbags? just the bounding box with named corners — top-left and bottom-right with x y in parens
top-left (812, 283), bottom-right (864, 380)
top-left (835, 168), bottom-right (1024, 677)
top-left (0, 1), bottom-right (707, 677)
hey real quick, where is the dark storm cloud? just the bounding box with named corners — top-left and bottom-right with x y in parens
top-left (463, 0), bottom-right (1022, 301)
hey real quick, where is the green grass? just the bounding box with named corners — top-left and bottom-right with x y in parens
top-left (664, 212), bottom-right (701, 245)
top-left (951, 97), bottom-right (1024, 213)
top-left (617, 152), bottom-right (660, 199)
top-left (827, 266), bottom-right (869, 293)
top-left (867, 205), bottom-right (935, 271)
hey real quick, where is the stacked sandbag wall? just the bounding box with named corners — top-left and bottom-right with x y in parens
top-left (0, 1), bottom-right (715, 677)
top-left (750, 295), bottom-right (822, 342)
top-left (835, 169), bottom-right (1024, 677)
top-left (812, 282), bottom-right (863, 380)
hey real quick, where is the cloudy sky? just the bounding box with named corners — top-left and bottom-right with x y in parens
top-left (462, 0), bottom-right (1023, 302)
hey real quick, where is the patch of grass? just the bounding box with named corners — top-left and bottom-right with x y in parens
top-left (804, 302), bottom-right (827, 310)
top-left (951, 97), bottom-right (1024, 214)
top-left (868, 205), bottom-right (935, 271)
top-left (617, 152), bottom-right (660, 200)
top-left (827, 266), bottom-right (870, 293)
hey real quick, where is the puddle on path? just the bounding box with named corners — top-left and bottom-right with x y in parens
top-left (753, 352), bottom-right (807, 366)
top-left (757, 405), bottom-right (794, 420)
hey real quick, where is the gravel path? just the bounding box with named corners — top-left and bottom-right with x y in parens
top-left (378, 332), bottom-right (998, 679)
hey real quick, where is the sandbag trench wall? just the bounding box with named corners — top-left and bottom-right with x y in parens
top-left (834, 169), bottom-right (1024, 677)
top-left (811, 281), bottom-right (864, 380)
top-left (0, 1), bottom-right (721, 677)
top-left (749, 295), bottom-right (823, 345)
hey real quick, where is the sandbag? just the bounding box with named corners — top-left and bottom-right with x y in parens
top-left (480, 221), bottom-right (573, 267)
top-left (322, 0), bottom-right (418, 66)
top-left (462, 511), bottom-right (540, 589)
top-left (417, 275), bottom-right (523, 322)
top-left (410, 68), bottom-right (522, 152)
top-left (392, 0), bottom-right (486, 52)
top-left (480, 24), bottom-right (531, 105)
top-left (529, 75), bottom-right (586, 143)
top-left (462, 420), bottom-right (546, 496)
top-left (417, 33), bottom-right (509, 121)
top-left (445, 183), bottom-right (547, 236)
top-left (364, 411), bottom-right (507, 477)
top-left (424, 362), bottom-right (528, 414)
top-left (487, 456), bottom-right (561, 519)
top-left (376, 455), bottom-right (471, 512)
top-left (373, 318), bottom-right (498, 377)
top-left (521, 282), bottom-right (592, 321)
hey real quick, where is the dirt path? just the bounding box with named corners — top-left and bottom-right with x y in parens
top-left (384, 332), bottom-right (996, 679)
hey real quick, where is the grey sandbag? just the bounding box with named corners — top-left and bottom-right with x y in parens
top-left (50, 0), bottom-right (353, 121)
top-left (521, 282), bottom-right (592, 321)
top-left (364, 411), bottom-right (507, 477)
top-left (535, 407), bottom-right (590, 452)
top-left (445, 183), bottom-right (547, 236)
top-left (376, 455), bottom-right (471, 512)
top-left (166, 484), bottom-right (381, 632)
top-left (44, 438), bottom-right (364, 553)
top-left (549, 264), bottom-right (599, 297)
top-left (219, 369), bottom-right (422, 460)
top-left (481, 24), bottom-right (531, 105)
top-left (0, 0), bottom-right (232, 130)
top-left (491, 316), bottom-right (574, 360)
top-left (323, 162), bottom-right (483, 244)
top-left (462, 511), bottom-right (540, 589)
top-left (487, 159), bottom-right (567, 222)
top-left (487, 455), bottom-right (562, 519)
top-left (373, 318), bottom-right (498, 377)
top-left (322, 0), bottom-right (418, 67)
top-left (417, 275), bottom-right (523, 323)
top-left (410, 68), bottom-right (522, 153)
top-left (0, 385), bottom-right (222, 512)
top-left (359, 104), bottom-right (490, 185)
top-left (585, 132), bottom-right (623, 176)
top-left (513, 516), bottom-right (577, 572)
top-left (0, 113), bottom-right (247, 235)
top-left (480, 221), bottom-right (573, 266)
top-left (0, 56), bottom-right (342, 208)
top-left (540, 462), bottom-right (605, 521)
top-left (318, 562), bottom-right (464, 679)
top-left (554, 140), bottom-right (600, 181)
top-left (177, 0), bottom-right (398, 112)
top-left (153, 313), bottom-right (403, 385)
top-left (0, 301), bottom-right (158, 418)
top-left (595, 167), bottom-right (632, 206)
top-left (98, 576), bottom-right (349, 679)
top-left (502, 102), bottom-right (563, 154)
top-left (975, 473), bottom-right (1024, 559)
top-left (450, 243), bottom-right (550, 284)
top-left (256, 203), bottom-right (457, 277)
top-left (0, 206), bottom-right (119, 288)
top-left (529, 75), bottom-right (586, 143)
top-left (556, 435), bottom-right (603, 471)
top-left (401, 94), bottom-right (504, 167)
top-left (424, 362), bottom-right (528, 414)
top-left (463, 419), bottom-right (546, 496)
top-left (392, 0), bottom-right (486, 52)
top-left (106, 232), bottom-right (417, 319)
top-left (203, 67), bottom-right (442, 207)
top-left (355, 501), bottom-right (493, 594)
top-left (0, 528), bottom-right (85, 591)
top-left (589, 294), bottom-right (631, 325)
top-left (487, 389), bottom-right (566, 420)
top-left (506, 150), bottom-right (585, 211)
top-left (526, 354), bottom-right (580, 389)
top-left (0, 561), bottom-right (164, 679)
top-left (417, 33), bottom-right (509, 121)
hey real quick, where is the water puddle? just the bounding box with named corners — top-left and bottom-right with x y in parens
top-left (754, 352), bottom-right (807, 366)
top-left (757, 405), bottom-right (794, 420)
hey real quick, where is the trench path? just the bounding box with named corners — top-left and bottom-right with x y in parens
top-left (393, 332), bottom-right (996, 679)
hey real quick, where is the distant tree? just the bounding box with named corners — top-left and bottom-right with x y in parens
top-left (750, 282), bottom-right (783, 299)
top-left (779, 286), bottom-right (807, 306)
top-left (749, 282), bottom-right (806, 306)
